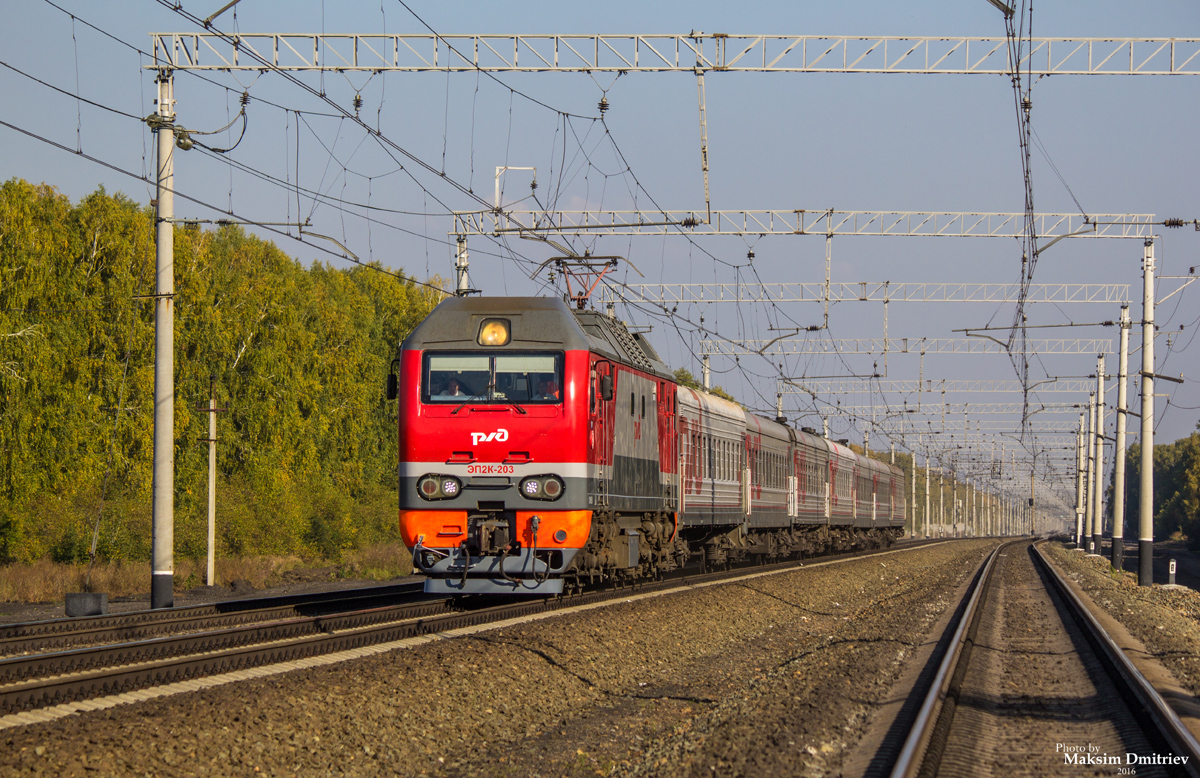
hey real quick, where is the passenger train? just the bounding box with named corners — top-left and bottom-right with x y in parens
top-left (389, 296), bottom-right (905, 595)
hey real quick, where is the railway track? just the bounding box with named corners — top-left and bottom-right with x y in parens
top-left (0, 580), bottom-right (430, 656)
top-left (886, 540), bottom-right (1200, 778)
top-left (0, 540), bottom-right (937, 719)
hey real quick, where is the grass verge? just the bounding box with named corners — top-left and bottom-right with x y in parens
top-left (0, 542), bottom-right (413, 603)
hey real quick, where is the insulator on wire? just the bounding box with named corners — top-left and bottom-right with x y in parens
top-left (240, 91), bottom-right (250, 107)
top-left (747, 249), bottom-right (755, 263)
top-left (353, 94), bottom-right (364, 115)
top-left (598, 96), bottom-right (609, 114)
top-left (1164, 218), bottom-right (1185, 228)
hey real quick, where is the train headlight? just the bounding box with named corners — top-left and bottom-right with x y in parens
top-left (477, 318), bottom-right (511, 347)
top-left (417, 474), bottom-right (463, 501)
top-left (519, 475), bottom-right (564, 501)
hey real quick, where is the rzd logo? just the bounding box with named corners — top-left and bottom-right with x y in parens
top-left (471, 428), bottom-right (509, 446)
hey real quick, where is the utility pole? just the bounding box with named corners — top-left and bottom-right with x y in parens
top-left (152, 70), bottom-right (176, 610)
top-left (196, 376), bottom-right (227, 586)
top-left (1075, 411), bottom-right (1086, 548)
top-left (1139, 239), bottom-right (1156, 586)
top-left (972, 481), bottom-right (978, 537)
top-left (1112, 305), bottom-right (1131, 570)
top-left (924, 454), bottom-right (930, 539)
top-left (1093, 355), bottom-right (1106, 555)
top-left (938, 471), bottom-right (944, 537)
top-left (910, 445), bottom-right (917, 538)
top-left (1086, 391), bottom-right (1098, 554)
top-left (454, 235), bottom-right (472, 295)
top-left (702, 353), bottom-right (711, 390)
top-left (1029, 464), bottom-right (1036, 536)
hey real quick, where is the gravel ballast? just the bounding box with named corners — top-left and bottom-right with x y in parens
top-left (2, 540), bottom-right (998, 777)
top-left (1043, 542), bottom-right (1200, 698)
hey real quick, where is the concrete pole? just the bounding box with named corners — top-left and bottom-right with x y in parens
top-left (1075, 411), bottom-right (1086, 548)
top-left (1139, 239), bottom-right (1156, 586)
top-left (924, 454), bottom-right (930, 539)
top-left (938, 471), bottom-right (944, 537)
top-left (910, 442), bottom-right (917, 538)
top-left (972, 482), bottom-right (978, 537)
top-left (206, 378), bottom-right (216, 586)
top-left (454, 235), bottom-right (471, 295)
top-left (1030, 465), bottom-right (1036, 536)
top-left (1112, 305), bottom-right (1131, 571)
top-left (1086, 391), bottom-right (1098, 554)
top-left (702, 353), bottom-right (711, 390)
top-left (1092, 355), bottom-right (1106, 554)
top-left (152, 71), bottom-right (176, 610)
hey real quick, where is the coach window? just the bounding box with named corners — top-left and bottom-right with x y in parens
top-left (641, 395), bottom-right (645, 419)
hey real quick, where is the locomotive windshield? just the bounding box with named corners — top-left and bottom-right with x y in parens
top-left (423, 351), bottom-right (563, 404)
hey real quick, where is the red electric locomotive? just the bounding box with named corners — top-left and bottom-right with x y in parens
top-left (390, 296), bottom-right (904, 595)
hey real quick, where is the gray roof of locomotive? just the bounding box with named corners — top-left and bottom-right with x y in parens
top-left (403, 296), bottom-right (673, 379)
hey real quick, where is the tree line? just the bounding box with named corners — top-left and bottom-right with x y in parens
top-left (0, 179), bottom-right (442, 565)
top-left (1110, 426), bottom-right (1200, 548)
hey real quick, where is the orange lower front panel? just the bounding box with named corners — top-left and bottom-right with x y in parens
top-left (399, 510), bottom-right (469, 548)
top-left (399, 509), bottom-right (593, 550)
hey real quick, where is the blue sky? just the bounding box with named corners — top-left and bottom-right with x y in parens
top-left (3, 1), bottom-right (1198, 513)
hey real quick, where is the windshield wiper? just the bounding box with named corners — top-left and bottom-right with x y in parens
top-left (450, 384), bottom-right (492, 415)
top-left (449, 383), bottom-right (527, 415)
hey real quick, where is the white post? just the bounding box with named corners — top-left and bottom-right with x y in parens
top-left (1086, 391), bottom-right (1098, 553)
top-left (924, 454), bottom-right (930, 538)
top-left (1139, 239), bottom-right (1156, 586)
top-left (152, 70), bottom-right (175, 609)
top-left (702, 353), bottom-right (711, 390)
top-left (1093, 355), bottom-right (1106, 553)
top-left (938, 471), bottom-right (944, 537)
top-left (454, 235), bottom-right (471, 295)
top-left (910, 443), bottom-right (917, 538)
top-left (1112, 305), bottom-right (1131, 570)
top-left (206, 379), bottom-right (217, 586)
top-left (1075, 411), bottom-right (1086, 548)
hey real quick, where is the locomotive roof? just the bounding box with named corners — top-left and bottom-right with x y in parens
top-left (402, 296), bottom-right (593, 352)
top-left (404, 296), bottom-right (673, 378)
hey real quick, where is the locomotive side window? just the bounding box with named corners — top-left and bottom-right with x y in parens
top-left (422, 352), bottom-right (563, 404)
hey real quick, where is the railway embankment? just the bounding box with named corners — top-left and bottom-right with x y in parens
top-left (2, 540), bottom-right (997, 777)
top-left (1044, 542), bottom-right (1200, 701)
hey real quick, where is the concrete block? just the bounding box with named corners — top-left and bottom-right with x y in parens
top-left (65, 592), bottom-right (108, 617)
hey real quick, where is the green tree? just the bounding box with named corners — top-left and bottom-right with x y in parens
top-left (0, 180), bottom-right (442, 564)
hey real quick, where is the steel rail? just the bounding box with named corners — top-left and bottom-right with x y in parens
top-left (889, 542), bottom-right (1007, 777)
top-left (891, 540), bottom-right (1200, 777)
top-left (0, 581), bottom-right (428, 654)
top-left (1, 539), bottom-right (935, 716)
top-left (1032, 543), bottom-right (1200, 776)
